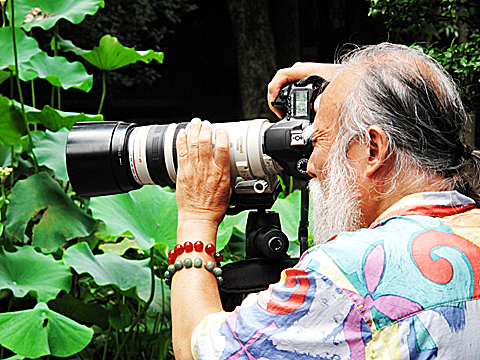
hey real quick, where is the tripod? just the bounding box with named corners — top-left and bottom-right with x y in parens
top-left (219, 181), bottom-right (309, 311)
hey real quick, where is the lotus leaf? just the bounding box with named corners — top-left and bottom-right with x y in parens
top-left (0, 27), bottom-right (42, 70)
top-left (0, 246), bottom-right (71, 302)
top-left (63, 242), bottom-right (170, 314)
top-left (0, 302), bottom-right (93, 358)
top-left (0, 96), bottom-right (26, 147)
top-left (3, 172), bottom-right (97, 252)
top-left (13, 0), bottom-right (104, 31)
top-left (13, 102), bottom-right (103, 132)
top-left (76, 35), bottom-right (164, 71)
top-left (19, 52), bottom-right (93, 92)
top-left (89, 186), bottom-right (178, 250)
top-left (32, 129), bottom-right (68, 181)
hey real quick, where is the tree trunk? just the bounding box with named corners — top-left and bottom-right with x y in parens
top-left (226, 0), bottom-right (277, 119)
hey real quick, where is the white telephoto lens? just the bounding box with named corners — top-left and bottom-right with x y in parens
top-left (128, 126), bottom-right (155, 185)
top-left (212, 119), bottom-right (281, 180)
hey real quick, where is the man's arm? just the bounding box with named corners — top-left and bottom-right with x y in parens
top-left (267, 62), bottom-right (341, 118)
top-left (172, 118), bottom-right (231, 360)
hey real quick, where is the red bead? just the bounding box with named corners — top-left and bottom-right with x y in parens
top-left (184, 241), bottom-right (193, 252)
top-left (174, 244), bottom-right (184, 256)
top-left (168, 249), bottom-right (176, 260)
top-left (194, 241), bottom-right (204, 252)
top-left (167, 257), bottom-right (175, 265)
top-left (214, 252), bottom-right (223, 263)
top-left (205, 243), bottom-right (215, 255)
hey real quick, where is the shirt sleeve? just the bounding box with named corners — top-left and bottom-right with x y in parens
top-left (191, 250), bottom-right (365, 360)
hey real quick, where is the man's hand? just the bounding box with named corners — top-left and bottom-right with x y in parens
top-left (172, 118), bottom-right (230, 360)
top-left (176, 118), bottom-right (231, 228)
top-left (267, 62), bottom-right (342, 119)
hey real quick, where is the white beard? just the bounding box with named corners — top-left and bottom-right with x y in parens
top-left (309, 157), bottom-right (365, 245)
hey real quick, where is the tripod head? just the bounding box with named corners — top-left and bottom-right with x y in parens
top-left (219, 180), bottom-right (310, 311)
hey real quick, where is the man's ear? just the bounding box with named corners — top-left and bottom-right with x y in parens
top-left (366, 125), bottom-right (389, 177)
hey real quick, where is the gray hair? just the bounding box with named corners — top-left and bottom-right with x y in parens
top-left (330, 43), bottom-right (480, 204)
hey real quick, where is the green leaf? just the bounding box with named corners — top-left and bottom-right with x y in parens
top-left (19, 52), bottom-right (93, 92)
top-left (63, 242), bottom-right (170, 314)
top-left (13, 0), bottom-right (104, 31)
top-left (3, 172), bottom-right (97, 252)
top-left (0, 246), bottom-right (71, 302)
top-left (15, 102), bottom-right (103, 132)
top-left (48, 293), bottom-right (109, 329)
top-left (32, 128), bottom-right (69, 181)
top-left (80, 35), bottom-right (164, 71)
top-left (0, 302), bottom-right (93, 358)
top-left (89, 186), bottom-right (178, 250)
top-left (271, 190), bottom-right (301, 241)
top-left (99, 236), bottom-right (140, 256)
top-left (0, 96), bottom-right (26, 147)
top-left (0, 70), bottom-right (12, 86)
top-left (108, 303), bottom-right (133, 330)
top-left (0, 27), bottom-right (42, 70)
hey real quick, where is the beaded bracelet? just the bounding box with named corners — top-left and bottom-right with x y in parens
top-left (164, 241), bottom-right (223, 287)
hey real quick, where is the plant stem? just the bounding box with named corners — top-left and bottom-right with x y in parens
top-left (1, 4), bottom-right (5, 27)
top-left (10, 0), bottom-right (38, 173)
top-left (112, 249), bottom-right (156, 360)
top-left (10, 146), bottom-right (14, 186)
top-left (0, 182), bottom-right (6, 208)
top-left (102, 325), bottom-right (113, 360)
top-left (31, 79), bottom-right (35, 108)
top-left (52, 23), bottom-right (61, 110)
top-left (98, 71), bottom-right (106, 114)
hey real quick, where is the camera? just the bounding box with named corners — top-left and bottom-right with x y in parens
top-left (66, 76), bottom-right (324, 209)
top-left (66, 76), bottom-right (324, 308)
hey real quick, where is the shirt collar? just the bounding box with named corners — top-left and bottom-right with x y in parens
top-left (369, 191), bottom-right (476, 229)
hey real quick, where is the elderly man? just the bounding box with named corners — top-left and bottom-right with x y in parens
top-left (171, 43), bottom-right (480, 359)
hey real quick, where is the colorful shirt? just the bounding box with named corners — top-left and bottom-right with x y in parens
top-left (192, 191), bottom-right (480, 359)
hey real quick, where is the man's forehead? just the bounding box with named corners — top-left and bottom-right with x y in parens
top-left (317, 69), bottom-right (358, 112)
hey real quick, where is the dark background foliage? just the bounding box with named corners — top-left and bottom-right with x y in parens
top-left (23, 0), bottom-right (388, 124)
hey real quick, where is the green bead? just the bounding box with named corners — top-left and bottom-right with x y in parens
top-left (216, 276), bottom-right (224, 286)
top-left (167, 265), bottom-right (176, 275)
top-left (205, 261), bottom-right (215, 272)
top-left (183, 258), bottom-right (193, 268)
top-left (194, 258), bottom-right (203, 268)
top-left (213, 267), bottom-right (222, 277)
top-left (174, 260), bottom-right (183, 270)
top-left (164, 270), bottom-right (171, 279)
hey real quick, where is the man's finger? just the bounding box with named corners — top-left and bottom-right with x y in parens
top-left (176, 128), bottom-right (188, 166)
top-left (214, 128), bottom-right (230, 172)
top-left (199, 120), bottom-right (213, 160)
top-left (188, 117), bottom-right (202, 160)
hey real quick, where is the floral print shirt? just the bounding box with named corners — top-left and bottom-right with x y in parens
top-left (192, 191), bottom-right (480, 359)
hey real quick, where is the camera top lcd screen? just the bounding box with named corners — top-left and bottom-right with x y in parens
top-left (294, 90), bottom-right (308, 118)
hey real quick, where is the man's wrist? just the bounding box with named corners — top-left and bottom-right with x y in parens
top-left (177, 219), bottom-right (220, 245)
